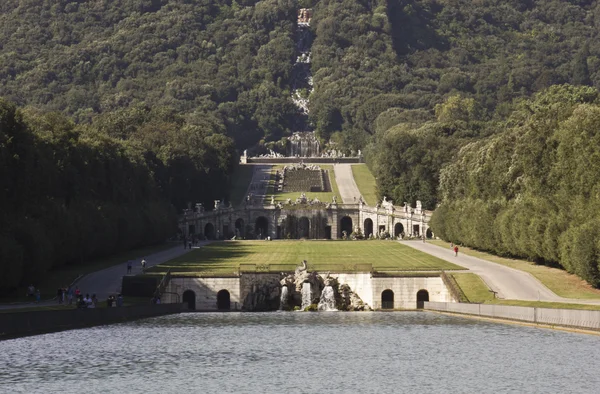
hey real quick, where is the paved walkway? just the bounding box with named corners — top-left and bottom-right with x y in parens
top-left (333, 164), bottom-right (361, 203)
top-left (0, 244), bottom-right (204, 310)
top-left (401, 241), bottom-right (600, 305)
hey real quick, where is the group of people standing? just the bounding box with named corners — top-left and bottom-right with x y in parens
top-left (56, 285), bottom-right (78, 305)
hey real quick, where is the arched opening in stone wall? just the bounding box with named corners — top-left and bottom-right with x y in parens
top-left (340, 216), bottom-right (353, 238)
top-left (413, 224), bottom-right (420, 237)
top-left (217, 289), bottom-right (231, 310)
top-left (381, 289), bottom-right (394, 309)
top-left (183, 290), bottom-right (196, 310)
top-left (235, 218), bottom-right (245, 238)
top-left (298, 216), bottom-right (310, 238)
top-left (204, 223), bottom-right (215, 240)
top-left (255, 216), bottom-right (269, 239)
top-left (426, 228), bottom-right (433, 239)
top-left (394, 223), bottom-right (404, 238)
top-left (416, 289), bottom-right (429, 309)
top-left (364, 218), bottom-right (373, 238)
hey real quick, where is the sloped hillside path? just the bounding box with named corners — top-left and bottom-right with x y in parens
top-left (333, 164), bottom-right (361, 203)
top-left (401, 241), bottom-right (600, 305)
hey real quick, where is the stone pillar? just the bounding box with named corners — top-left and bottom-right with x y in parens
top-left (331, 209), bottom-right (339, 239)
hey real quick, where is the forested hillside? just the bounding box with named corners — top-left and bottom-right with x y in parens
top-left (309, 0), bottom-right (600, 209)
top-left (0, 0), bottom-right (298, 149)
top-left (4, 0), bottom-right (600, 288)
top-left (0, 0), bottom-right (297, 293)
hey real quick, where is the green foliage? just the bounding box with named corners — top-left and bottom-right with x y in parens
top-left (0, 0), bottom-right (298, 149)
top-left (0, 98), bottom-right (235, 294)
top-left (432, 85), bottom-right (600, 286)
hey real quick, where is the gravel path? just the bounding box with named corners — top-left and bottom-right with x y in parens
top-left (333, 164), bottom-right (361, 203)
top-left (401, 241), bottom-right (600, 304)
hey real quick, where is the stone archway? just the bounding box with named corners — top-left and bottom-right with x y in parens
top-left (381, 289), bottom-right (394, 309)
top-left (394, 223), bottom-right (404, 238)
top-left (416, 289), bottom-right (429, 309)
top-left (217, 289), bottom-right (231, 310)
top-left (204, 223), bottom-right (215, 240)
top-left (298, 216), bottom-right (310, 238)
top-left (364, 218), bottom-right (373, 238)
top-left (235, 218), bottom-right (245, 238)
top-left (183, 290), bottom-right (196, 310)
top-left (255, 216), bottom-right (269, 239)
top-left (340, 216), bottom-right (353, 238)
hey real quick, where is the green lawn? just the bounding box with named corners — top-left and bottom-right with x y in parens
top-left (451, 273), bottom-right (495, 303)
top-left (1, 243), bottom-right (176, 303)
top-left (430, 240), bottom-right (600, 300)
top-left (229, 164), bottom-right (255, 207)
top-left (147, 240), bottom-right (465, 275)
top-left (351, 164), bottom-right (378, 206)
top-left (265, 165), bottom-right (341, 204)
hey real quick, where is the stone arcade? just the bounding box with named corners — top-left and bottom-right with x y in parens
top-left (179, 197), bottom-right (432, 241)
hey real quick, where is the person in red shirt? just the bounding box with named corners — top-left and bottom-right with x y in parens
top-left (454, 246), bottom-right (459, 257)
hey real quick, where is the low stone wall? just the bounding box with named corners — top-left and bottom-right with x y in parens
top-left (163, 277), bottom-right (242, 310)
top-left (0, 304), bottom-right (184, 340)
top-left (372, 277), bottom-right (452, 309)
top-left (425, 302), bottom-right (600, 330)
top-left (248, 157), bottom-right (362, 164)
top-left (335, 273), bottom-right (374, 307)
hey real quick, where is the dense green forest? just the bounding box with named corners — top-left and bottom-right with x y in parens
top-left (0, 99), bottom-right (236, 294)
top-left (431, 85), bottom-right (600, 286)
top-left (310, 0), bottom-right (600, 210)
top-left (0, 0), bottom-right (298, 150)
top-left (4, 0), bottom-right (600, 287)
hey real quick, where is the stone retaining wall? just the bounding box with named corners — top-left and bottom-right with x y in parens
top-left (0, 304), bottom-right (184, 340)
top-left (425, 302), bottom-right (600, 330)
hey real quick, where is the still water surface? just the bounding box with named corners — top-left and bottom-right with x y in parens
top-left (1, 312), bottom-right (599, 393)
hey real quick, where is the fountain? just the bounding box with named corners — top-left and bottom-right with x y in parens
top-left (318, 286), bottom-right (337, 311)
top-left (278, 260), bottom-right (370, 311)
top-left (279, 286), bottom-right (289, 311)
top-left (301, 282), bottom-right (313, 310)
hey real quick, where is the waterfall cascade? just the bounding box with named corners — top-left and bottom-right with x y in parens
top-left (318, 286), bottom-right (337, 311)
top-left (279, 286), bottom-right (289, 311)
top-left (288, 8), bottom-right (320, 157)
top-left (278, 260), bottom-right (371, 311)
top-left (301, 282), bottom-right (312, 310)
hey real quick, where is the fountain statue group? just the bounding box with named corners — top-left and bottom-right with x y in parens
top-left (241, 261), bottom-right (371, 312)
top-left (279, 260), bottom-right (370, 311)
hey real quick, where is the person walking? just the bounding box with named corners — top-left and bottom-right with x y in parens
top-left (454, 245), bottom-right (459, 257)
top-left (57, 287), bottom-right (63, 304)
top-left (127, 261), bottom-right (132, 274)
top-left (141, 258), bottom-right (146, 273)
top-left (67, 286), bottom-right (74, 305)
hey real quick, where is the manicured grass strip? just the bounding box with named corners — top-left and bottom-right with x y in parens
top-left (451, 273), bottom-right (495, 303)
top-left (1, 243), bottom-right (176, 303)
top-left (430, 240), bottom-right (600, 300)
top-left (229, 165), bottom-right (255, 207)
top-left (148, 240), bottom-right (465, 275)
top-left (265, 165), bottom-right (341, 204)
top-left (351, 164), bottom-right (378, 206)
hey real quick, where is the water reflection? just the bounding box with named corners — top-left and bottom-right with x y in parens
top-left (1, 312), bottom-right (599, 393)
